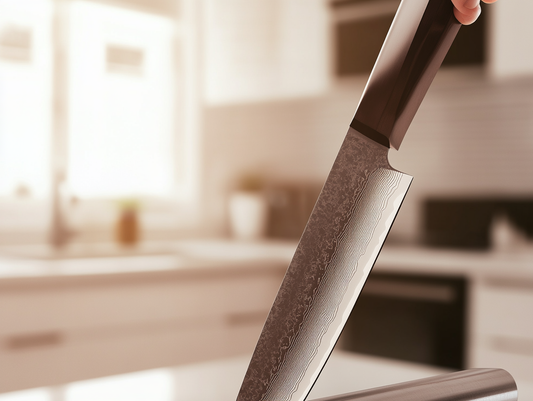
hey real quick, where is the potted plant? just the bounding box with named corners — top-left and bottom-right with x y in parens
top-left (115, 198), bottom-right (140, 246)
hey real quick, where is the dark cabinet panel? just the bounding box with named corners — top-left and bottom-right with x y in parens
top-left (333, 0), bottom-right (487, 77)
top-left (341, 272), bottom-right (467, 370)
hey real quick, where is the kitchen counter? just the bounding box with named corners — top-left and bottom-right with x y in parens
top-left (0, 351), bottom-right (449, 401)
top-left (0, 239), bottom-right (297, 393)
top-left (376, 245), bottom-right (533, 281)
top-left (173, 351), bottom-right (448, 401)
top-left (0, 240), bottom-right (296, 287)
top-left (1, 239), bottom-right (532, 394)
top-left (1, 239), bottom-right (533, 284)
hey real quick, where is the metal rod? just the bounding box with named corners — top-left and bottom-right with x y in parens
top-left (310, 368), bottom-right (517, 401)
top-left (50, 0), bottom-right (71, 248)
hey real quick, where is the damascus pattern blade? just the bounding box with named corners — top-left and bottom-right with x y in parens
top-left (236, 128), bottom-right (412, 401)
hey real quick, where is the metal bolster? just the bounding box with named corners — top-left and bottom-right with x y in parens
top-left (350, 119), bottom-right (390, 148)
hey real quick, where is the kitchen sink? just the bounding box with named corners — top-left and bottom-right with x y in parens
top-left (0, 239), bottom-right (295, 262)
top-left (0, 241), bottom-right (177, 260)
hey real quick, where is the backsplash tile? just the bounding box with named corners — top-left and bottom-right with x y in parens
top-left (202, 67), bottom-right (533, 242)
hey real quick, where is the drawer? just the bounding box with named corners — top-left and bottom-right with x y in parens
top-left (0, 317), bottom-right (264, 393)
top-left (474, 348), bottom-right (533, 399)
top-left (471, 341), bottom-right (533, 383)
top-left (473, 280), bottom-right (533, 339)
top-left (0, 270), bottom-right (282, 335)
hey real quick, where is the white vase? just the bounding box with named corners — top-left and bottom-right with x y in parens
top-left (229, 191), bottom-right (268, 240)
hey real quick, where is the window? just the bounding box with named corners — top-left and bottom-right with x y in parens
top-left (0, 0), bottom-right (53, 199)
top-left (67, 2), bottom-right (178, 198)
top-left (0, 0), bottom-right (200, 241)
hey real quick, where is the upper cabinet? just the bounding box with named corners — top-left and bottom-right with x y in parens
top-left (489, 0), bottom-right (533, 79)
top-left (333, 0), bottom-right (533, 80)
top-left (201, 0), bottom-right (329, 105)
top-left (200, 0), bottom-right (533, 105)
top-left (332, 0), bottom-right (486, 77)
top-left (332, 0), bottom-right (399, 76)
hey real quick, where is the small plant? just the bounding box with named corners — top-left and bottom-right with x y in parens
top-left (115, 198), bottom-right (141, 246)
top-left (237, 173), bottom-right (265, 192)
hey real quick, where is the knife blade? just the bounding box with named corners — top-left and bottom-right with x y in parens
top-left (236, 1), bottom-right (461, 400)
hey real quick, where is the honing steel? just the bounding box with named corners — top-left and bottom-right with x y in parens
top-left (237, 1), bottom-right (479, 400)
top-left (310, 368), bottom-right (517, 401)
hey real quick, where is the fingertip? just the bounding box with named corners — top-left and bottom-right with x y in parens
top-left (453, 5), bottom-right (481, 25)
top-left (464, 0), bottom-right (480, 10)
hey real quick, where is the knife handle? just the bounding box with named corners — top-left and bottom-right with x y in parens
top-left (352, 0), bottom-right (461, 150)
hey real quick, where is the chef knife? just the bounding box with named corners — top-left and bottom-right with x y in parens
top-left (236, 0), bottom-right (461, 400)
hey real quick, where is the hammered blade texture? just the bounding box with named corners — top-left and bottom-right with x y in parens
top-left (236, 128), bottom-right (412, 401)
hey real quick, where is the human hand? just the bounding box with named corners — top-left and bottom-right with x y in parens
top-left (451, 0), bottom-right (497, 25)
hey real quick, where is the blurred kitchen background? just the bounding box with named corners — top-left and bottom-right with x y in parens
top-left (1, 0), bottom-right (533, 399)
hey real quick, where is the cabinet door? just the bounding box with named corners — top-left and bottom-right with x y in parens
top-left (202, 0), bottom-right (329, 104)
top-left (470, 278), bottom-right (533, 392)
top-left (0, 267), bottom-right (285, 393)
top-left (489, 0), bottom-right (533, 78)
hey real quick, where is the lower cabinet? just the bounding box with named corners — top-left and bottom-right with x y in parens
top-left (0, 265), bottom-right (285, 393)
top-left (469, 276), bottom-right (533, 398)
top-left (338, 266), bottom-right (533, 399)
top-left (3, 255), bottom-right (532, 397)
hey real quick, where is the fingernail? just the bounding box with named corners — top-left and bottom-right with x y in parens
top-left (464, 0), bottom-right (480, 9)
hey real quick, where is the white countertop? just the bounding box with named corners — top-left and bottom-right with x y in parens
top-left (173, 351), bottom-right (448, 401)
top-left (0, 351), bottom-right (448, 401)
top-left (0, 239), bottom-right (532, 284)
top-left (0, 240), bottom-right (296, 285)
top-left (376, 245), bottom-right (533, 281)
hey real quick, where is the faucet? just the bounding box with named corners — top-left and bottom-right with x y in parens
top-left (49, 0), bottom-right (72, 249)
top-left (49, 171), bottom-right (74, 248)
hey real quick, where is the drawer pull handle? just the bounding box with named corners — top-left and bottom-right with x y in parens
top-left (485, 278), bottom-right (533, 291)
top-left (5, 332), bottom-right (63, 350)
top-left (491, 336), bottom-right (533, 356)
top-left (226, 311), bottom-right (268, 326)
top-left (363, 279), bottom-right (456, 303)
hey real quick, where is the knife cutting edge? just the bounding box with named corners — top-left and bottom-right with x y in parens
top-left (236, 0), bottom-right (461, 400)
